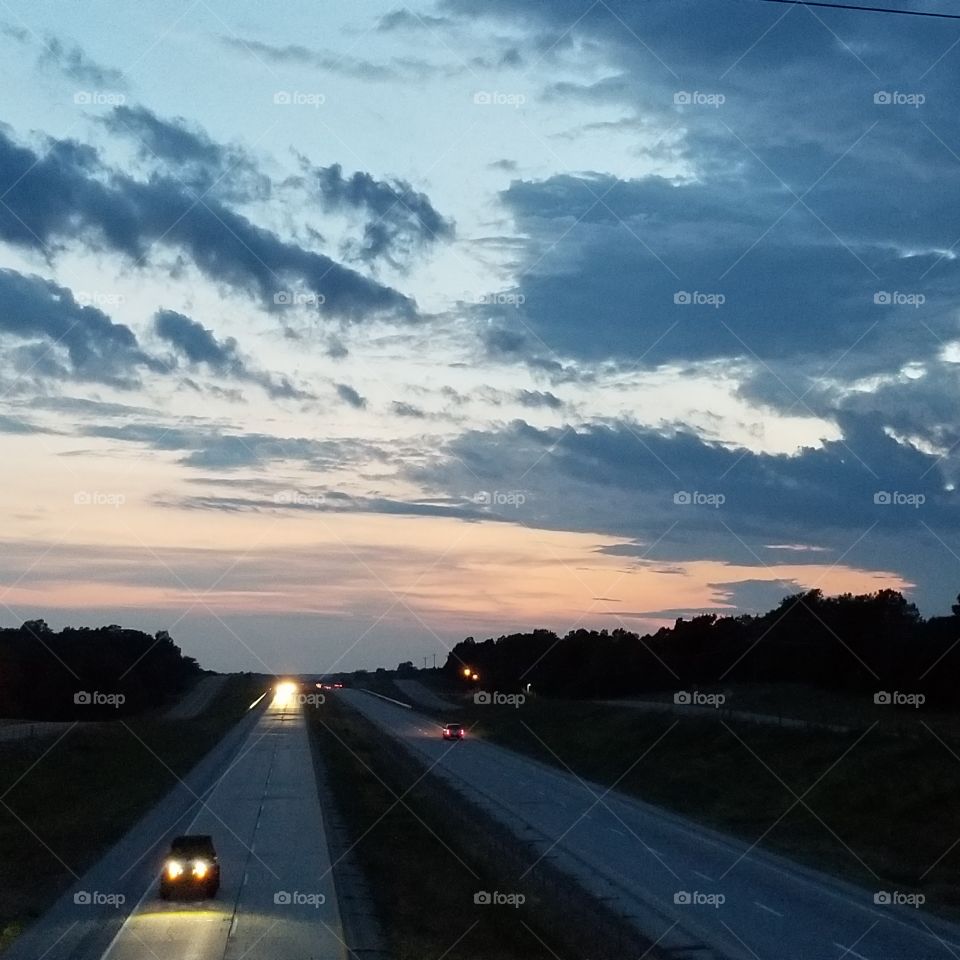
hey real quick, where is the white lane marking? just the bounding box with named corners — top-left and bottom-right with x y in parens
top-left (692, 870), bottom-right (715, 883)
top-left (833, 942), bottom-right (872, 960)
top-left (229, 914), bottom-right (239, 938)
top-left (347, 692), bottom-right (960, 955)
top-left (607, 827), bottom-right (627, 837)
top-left (754, 900), bottom-right (783, 917)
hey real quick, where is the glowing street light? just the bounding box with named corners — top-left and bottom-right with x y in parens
top-left (462, 667), bottom-right (472, 677)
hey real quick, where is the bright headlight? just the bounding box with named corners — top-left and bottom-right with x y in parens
top-left (166, 859), bottom-right (184, 879)
top-left (192, 859), bottom-right (208, 878)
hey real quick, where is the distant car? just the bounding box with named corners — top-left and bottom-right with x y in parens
top-left (442, 723), bottom-right (465, 740)
top-left (160, 835), bottom-right (220, 899)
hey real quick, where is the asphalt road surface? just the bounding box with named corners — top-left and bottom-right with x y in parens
top-left (341, 688), bottom-right (960, 960)
top-left (6, 686), bottom-right (346, 960)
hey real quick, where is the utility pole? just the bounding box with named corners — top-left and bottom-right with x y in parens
top-left (423, 656), bottom-right (428, 669)
top-left (432, 653), bottom-right (437, 669)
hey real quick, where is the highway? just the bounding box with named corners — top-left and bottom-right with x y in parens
top-left (341, 688), bottom-right (960, 960)
top-left (6, 686), bottom-right (346, 960)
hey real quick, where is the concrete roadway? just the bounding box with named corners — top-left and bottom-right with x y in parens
top-left (5, 685), bottom-right (346, 960)
top-left (341, 688), bottom-right (960, 960)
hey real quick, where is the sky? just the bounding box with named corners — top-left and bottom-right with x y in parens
top-left (0, 0), bottom-right (958, 674)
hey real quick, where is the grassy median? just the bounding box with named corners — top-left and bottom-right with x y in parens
top-left (309, 696), bottom-right (589, 960)
top-left (0, 674), bottom-right (269, 951)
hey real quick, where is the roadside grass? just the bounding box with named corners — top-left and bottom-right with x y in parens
top-left (450, 697), bottom-right (960, 916)
top-left (0, 674), bottom-right (268, 951)
top-left (309, 697), bottom-right (579, 960)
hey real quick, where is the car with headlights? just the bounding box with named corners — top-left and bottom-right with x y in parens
top-left (159, 834), bottom-right (220, 899)
top-left (441, 722), bottom-right (465, 740)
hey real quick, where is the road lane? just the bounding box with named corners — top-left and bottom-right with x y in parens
top-left (103, 686), bottom-right (346, 960)
top-left (341, 688), bottom-right (960, 960)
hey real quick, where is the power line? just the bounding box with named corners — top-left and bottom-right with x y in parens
top-left (753, 0), bottom-right (960, 20)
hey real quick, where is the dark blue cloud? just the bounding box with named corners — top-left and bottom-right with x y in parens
top-left (301, 161), bottom-right (454, 267)
top-left (100, 106), bottom-right (269, 203)
top-left (154, 309), bottom-right (312, 399)
top-left (412, 414), bottom-right (959, 612)
top-left (336, 383), bottom-right (367, 409)
top-left (0, 124), bottom-right (414, 321)
top-left (0, 268), bottom-right (162, 387)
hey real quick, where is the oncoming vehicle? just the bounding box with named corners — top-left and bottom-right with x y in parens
top-left (160, 835), bottom-right (220, 899)
top-left (442, 723), bottom-right (465, 740)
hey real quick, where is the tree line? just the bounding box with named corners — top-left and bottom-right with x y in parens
top-left (0, 620), bottom-right (202, 719)
top-left (442, 589), bottom-right (960, 706)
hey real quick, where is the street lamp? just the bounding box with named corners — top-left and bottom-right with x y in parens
top-left (462, 666), bottom-right (472, 677)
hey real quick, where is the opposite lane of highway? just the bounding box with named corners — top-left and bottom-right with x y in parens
top-left (340, 688), bottom-right (960, 960)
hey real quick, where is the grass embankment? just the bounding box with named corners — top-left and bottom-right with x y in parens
top-left (309, 696), bottom-right (630, 960)
top-left (0, 673), bottom-right (269, 949)
top-left (441, 695), bottom-right (960, 915)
